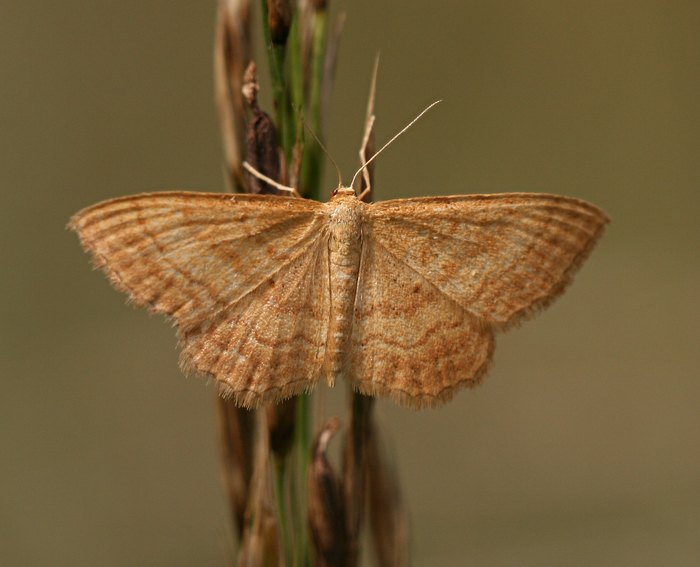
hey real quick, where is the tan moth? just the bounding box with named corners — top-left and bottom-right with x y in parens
top-left (70, 171), bottom-right (607, 408)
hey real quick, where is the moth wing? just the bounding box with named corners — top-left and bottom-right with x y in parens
top-left (181, 232), bottom-right (330, 407)
top-left (366, 193), bottom-right (608, 327)
top-left (350, 233), bottom-right (494, 408)
top-left (70, 191), bottom-right (329, 405)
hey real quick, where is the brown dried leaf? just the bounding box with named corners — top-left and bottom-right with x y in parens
top-left (243, 63), bottom-right (284, 195)
top-left (237, 413), bottom-right (279, 567)
top-left (357, 55), bottom-right (378, 198)
top-left (366, 419), bottom-right (409, 567)
top-left (266, 397), bottom-right (296, 461)
top-left (266, 0), bottom-right (292, 45)
top-left (215, 0), bottom-right (251, 192)
top-left (217, 397), bottom-right (255, 538)
top-left (308, 417), bottom-right (347, 567)
top-left (342, 394), bottom-right (373, 566)
top-left (245, 110), bottom-right (283, 195)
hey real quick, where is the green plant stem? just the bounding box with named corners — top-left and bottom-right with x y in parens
top-left (293, 393), bottom-right (311, 567)
top-left (300, 10), bottom-right (327, 200)
top-left (274, 459), bottom-right (293, 565)
top-left (260, 0), bottom-right (295, 158)
top-left (288, 12), bottom-right (304, 114)
top-left (260, 4), bottom-right (326, 565)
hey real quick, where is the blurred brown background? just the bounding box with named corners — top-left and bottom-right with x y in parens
top-left (2, 1), bottom-right (699, 565)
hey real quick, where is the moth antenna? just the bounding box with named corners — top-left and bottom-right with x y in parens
top-left (242, 161), bottom-right (301, 198)
top-left (349, 99), bottom-right (442, 191)
top-left (303, 121), bottom-right (344, 189)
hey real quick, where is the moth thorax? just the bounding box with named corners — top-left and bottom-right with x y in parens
top-left (327, 198), bottom-right (363, 265)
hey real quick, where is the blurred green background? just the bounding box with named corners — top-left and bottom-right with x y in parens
top-left (2, 1), bottom-right (699, 565)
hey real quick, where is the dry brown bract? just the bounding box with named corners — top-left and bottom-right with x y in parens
top-left (69, 188), bottom-right (608, 409)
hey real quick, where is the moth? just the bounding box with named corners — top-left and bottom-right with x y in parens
top-left (70, 183), bottom-right (608, 409)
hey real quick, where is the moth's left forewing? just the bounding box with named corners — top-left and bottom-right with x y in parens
top-left (70, 191), bottom-right (330, 407)
top-left (365, 193), bottom-right (608, 328)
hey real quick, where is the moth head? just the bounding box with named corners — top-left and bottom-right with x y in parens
top-left (331, 187), bottom-right (356, 199)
